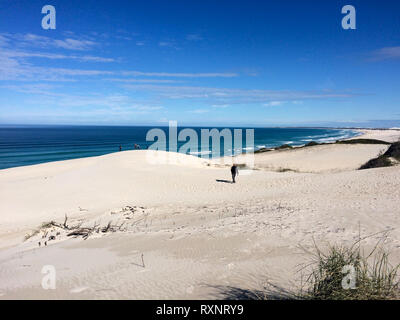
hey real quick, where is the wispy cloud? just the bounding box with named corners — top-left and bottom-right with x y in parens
top-left (263, 100), bottom-right (303, 106)
top-left (0, 83), bottom-right (60, 95)
top-left (0, 53), bottom-right (114, 81)
top-left (123, 84), bottom-right (357, 104)
top-left (121, 71), bottom-right (238, 78)
top-left (0, 33), bottom-right (115, 81)
top-left (212, 104), bottom-right (230, 108)
top-left (107, 78), bottom-right (181, 83)
top-left (12, 91), bottom-right (164, 114)
top-left (189, 109), bottom-right (209, 114)
top-left (369, 46), bottom-right (400, 61)
top-left (264, 101), bottom-right (286, 107)
top-left (186, 34), bottom-right (203, 41)
top-left (158, 41), bottom-right (173, 47)
top-left (2, 49), bottom-right (114, 62)
top-left (8, 33), bottom-right (98, 51)
top-left (53, 38), bottom-right (96, 51)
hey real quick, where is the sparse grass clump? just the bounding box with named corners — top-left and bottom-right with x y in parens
top-left (274, 144), bottom-right (293, 150)
top-left (254, 148), bottom-right (273, 154)
top-left (23, 221), bottom-right (56, 241)
top-left (276, 167), bottom-right (296, 173)
top-left (302, 242), bottom-right (399, 300)
top-left (24, 229), bottom-right (40, 241)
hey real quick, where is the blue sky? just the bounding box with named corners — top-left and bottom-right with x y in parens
top-left (0, 0), bottom-right (399, 127)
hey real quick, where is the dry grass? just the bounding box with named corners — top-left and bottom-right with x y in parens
top-left (299, 235), bottom-right (400, 300)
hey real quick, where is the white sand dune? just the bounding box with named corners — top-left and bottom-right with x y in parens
top-left (351, 129), bottom-right (400, 143)
top-left (0, 129), bottom-right (399, 299)
top-left (235, 143), bottom-right (389, 173)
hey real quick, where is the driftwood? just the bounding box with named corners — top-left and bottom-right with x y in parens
top-left (67, 222), bottom-right (99, 240)
top-left (28, 206), bottom-right (143, 242)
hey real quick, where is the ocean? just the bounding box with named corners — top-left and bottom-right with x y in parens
top-left (0, 125), bottom-right (360, 170)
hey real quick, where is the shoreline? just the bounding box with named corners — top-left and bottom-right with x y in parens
top-left (0, 127), bottom-right (364, 172)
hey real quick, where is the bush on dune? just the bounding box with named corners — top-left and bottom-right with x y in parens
top-left (384, 142), bottom-right (400, 160)
top-left (305, 141), bottom-right (319, 147)
top-left (359, 142), bottom-right (400, 170)
top-left (274, 144), bottom-right (293, 150)
top-left (336, 139), bottom-right (391, 145)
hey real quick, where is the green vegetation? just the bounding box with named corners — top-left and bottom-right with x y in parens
top-left (359, 155), bottom-right (393, 170)
top-left (274, 144), bottom-right (293, 150)
top-left (359, 142), bottom-right (400, 170)
top-left (336, 138), bottom-right (390, 145)
top-left (23, 221), bottom-right (55, 241)
top-left (254, 148), bottom-right (272, 154)
top-left (384, 142), bottom-right (400, 160)
top-left (302, 241), bottom-right (399, 300)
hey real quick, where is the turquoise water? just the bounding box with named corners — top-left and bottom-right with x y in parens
top-left (0, 125), bottom-right (360, 170)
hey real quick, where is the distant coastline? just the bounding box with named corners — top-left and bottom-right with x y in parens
top-left (0, 126), bottom-right (359, 170)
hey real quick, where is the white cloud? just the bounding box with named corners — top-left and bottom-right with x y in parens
top-left (370, 46), bottom-right (400, 61)
top-left (123, 84), bottom-right (356, 104)
top-left (121, 71), bottom-right (238, 78)
top-left (16, 92), bottom-right (164, 114)
top-left (212, 104), bottom-right (230, 108)
top-left (190, 109), bottom-right (209, 114)
top-left (158, 41), bottom-right (174, 47)
top-left (2, 49), bottom-right (114, 62)
top-left (3, 33), bottom-right (98, 51)
top-left (107, 78), bottom-right (180, 83)
top-left (264, 100), bottom-right (303, 106)
top-left (53, 38), bottom-right (96, 50)
top-left (186, 34), bottom-right (203, 41)
top-left (132, 105), bottom-right (163, 111)
top-left (264, 101), bottom-right (286, 106)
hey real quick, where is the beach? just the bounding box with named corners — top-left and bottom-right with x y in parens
top-left (0, 128), bottom-right (399, 299)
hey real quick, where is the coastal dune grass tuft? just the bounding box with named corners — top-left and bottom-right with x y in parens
top-left (301, 242), bottom-right (400, 300)
top-left (217, 235), bottom-right (400, 300)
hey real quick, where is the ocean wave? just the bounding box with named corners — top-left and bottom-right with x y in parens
top-left (316, 134), bottom-right (351, 143)
top-left (189, 150), bottom-right (212, 155)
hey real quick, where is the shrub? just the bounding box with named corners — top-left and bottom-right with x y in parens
top-left (359, 156), bottom-right (393, 170)
top-left (359, 141), bottom-right (400, 169)
top-left (275, 144), bottom-right (293, 150)
top-left (384, 142), bottom-right (400, 160)
top-left (336, 139), bottom-right (390, 145)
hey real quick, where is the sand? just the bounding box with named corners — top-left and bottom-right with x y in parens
top-left (0, 129), bottom-right (399, 299)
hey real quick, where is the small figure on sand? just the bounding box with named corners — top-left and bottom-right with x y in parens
top-left (119, 145), bottom-right (122, 151)
top-left (231, 164), bottom-right (239, 183)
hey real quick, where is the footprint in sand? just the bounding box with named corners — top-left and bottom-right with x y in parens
top-left (186, 285), bottom-right (194, 294)
top-left (70, 286), bottom-right (89, 294)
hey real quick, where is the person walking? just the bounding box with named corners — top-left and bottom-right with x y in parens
top-left (231, 164), bottom-right (239, 183)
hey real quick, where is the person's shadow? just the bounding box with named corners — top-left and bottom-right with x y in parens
top-left (216, 179), bottom-right (233, 184)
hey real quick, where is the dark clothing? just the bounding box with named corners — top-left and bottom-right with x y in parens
top-left (231, 165), bottom-right (238, 183)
